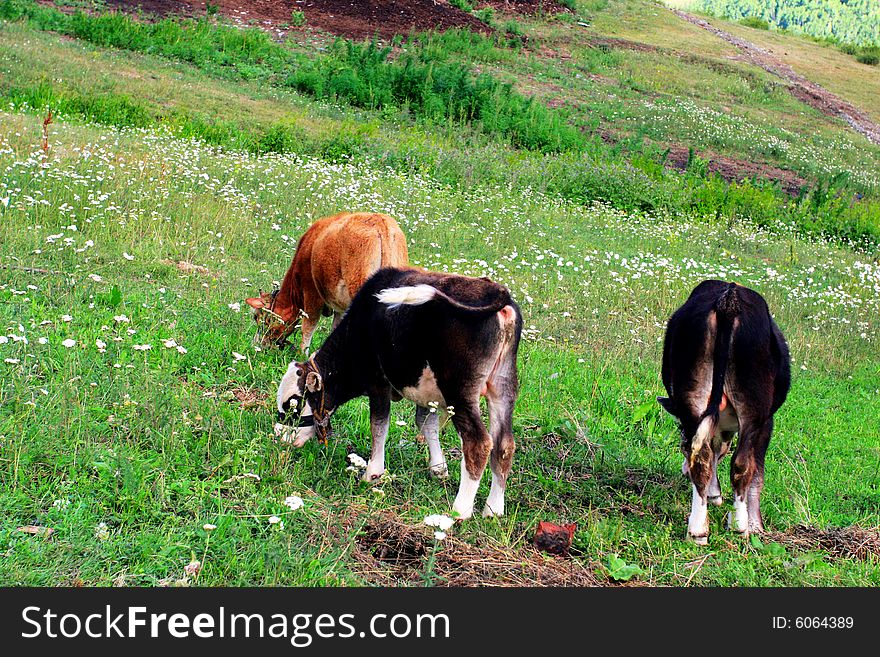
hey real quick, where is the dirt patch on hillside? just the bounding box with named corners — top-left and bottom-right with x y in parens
top-left (671, 9), bottom-right (880, 145)
top-left (477, 0), bottom-right (572, 15)
top-left (664, 145), bottom-right (809, 196)
top-left (353, 512), bottom-right (623, 586)
top-left (769, 524), bottom-right (880, 562)
top-left (102, 0), bottom-right (489, 39)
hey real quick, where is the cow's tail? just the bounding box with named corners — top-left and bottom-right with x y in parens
top-left (376, 284), bottom-right (512, 317)
top-left (691, 282), bottom-right (740, 465)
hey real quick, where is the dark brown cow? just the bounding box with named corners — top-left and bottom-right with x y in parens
top-left (246, 212), bottom-right (408, 352)
top-left (274, 267), bottom-right (523, 520)
top-left (659, 280), bottom-right (791, 544)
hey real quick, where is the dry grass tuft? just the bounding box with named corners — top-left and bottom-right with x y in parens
top-left (768, 524), bottom-right (880, 561)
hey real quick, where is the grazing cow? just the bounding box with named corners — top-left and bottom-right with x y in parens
top-left (658, 280), bottom-right (790, 545)
top-left (274, 267), bottom-right (523, 520)
top-left (245, 212), bottom-right (408, 351)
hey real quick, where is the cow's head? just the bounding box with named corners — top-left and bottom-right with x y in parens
top-left (245, 289), bottom-right (295, 348)
top-left (274, 359), bottom-right (331, 447)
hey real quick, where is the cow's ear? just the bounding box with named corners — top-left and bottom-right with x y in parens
top-left (245, 297), bottom-right (264, 309)
top-left (657, 397), bottom-right (676, 416)
top-left (305, 371), bottom-right (323, 393)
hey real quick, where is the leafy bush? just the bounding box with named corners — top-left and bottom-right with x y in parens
top-left (290, 10), bottom-right (305, 27)
top-left (856, 47), bottom-right (880, 65)
top-left (739, 16), bottom-right (770, 30)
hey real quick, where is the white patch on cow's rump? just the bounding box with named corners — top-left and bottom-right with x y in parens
top-left (376, 284), bottom-right (437, 308)
top-left (402, 367), bottom-right (445, 408)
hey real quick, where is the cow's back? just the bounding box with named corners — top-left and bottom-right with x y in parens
top-left (309, 213), bottom-right (409, 311)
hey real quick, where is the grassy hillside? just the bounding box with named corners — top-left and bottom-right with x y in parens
top-left (1, 0), bottom-right (878, 586)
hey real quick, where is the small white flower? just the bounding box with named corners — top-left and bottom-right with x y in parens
top-left (347, 453), bottom-right (367, 469)
top-left (283, 495), bottom-right (304, 511)
top-left (133, 344), bottom-right (152, 351)
top-left (96, 339), bottom-right (107, 350)
top-left (61, 314), bottom-right (73, 322)
top-left (0, 336), bottom-right (7, 344)
top-left (162, 338), bottom-right (177, 348)
top-left (424, 514), bottom-right (454, 531)
top-left (232, 352), bottom-right (246, 362)
top-left (184, 559), bottom-right (201, 576)
top-left (113, 315), bottom-right (130, 323)
top-left (53, 498), bottom-right (70, 510)
top-left (1, 197), bottom-right (9, 207)
top-left (395, 420), bottom-right (407, 426)
top-left (268, 515), bottom-right (282, 525)
top-left (38, 337), bottom-right (48, 345)
top-left (203, 523), bottom-right (217, 531)
top-left (62, 339), bottom-right (76, 348)
top-left (122, 252), bottom-right (134, 261)
top-left (228, 302), bottom-right (241, 313)
top-left (4, 358), bottom-right (20, 365)
top-left (433, 531), bottom-right (447, 541)
top-left (95, 522), bottom-right (110, 541)
top-left (88, 274), bottom-right (103, 282)
top-left (176, 345), bottom-right (188, 354)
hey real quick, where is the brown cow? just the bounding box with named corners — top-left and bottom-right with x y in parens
top-left (246, 212), bottom-right (409, 352)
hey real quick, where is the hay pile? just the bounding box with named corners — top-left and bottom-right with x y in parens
top-left (352, 512), bottom-right (609, 587)
top-left (769, 524), bottom-right (880, 561)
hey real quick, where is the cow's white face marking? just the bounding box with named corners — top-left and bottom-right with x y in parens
top-left (402, 367), bottom-right (445, 408)
top-left (688, 484), bottom-right (709, 545)
top-left (276, 361), bottom-right (315, 447)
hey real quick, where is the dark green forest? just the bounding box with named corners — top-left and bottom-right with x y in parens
top-left (698, 0), bottom-right (880, 46)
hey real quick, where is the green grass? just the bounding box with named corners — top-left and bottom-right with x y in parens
top-left (1, 107), bottom-right (878, 586)
top-left (0, 1), bottom-right (878, 587)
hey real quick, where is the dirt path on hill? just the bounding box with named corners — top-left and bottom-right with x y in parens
top-left (670, 9), bottom-right (880, 145)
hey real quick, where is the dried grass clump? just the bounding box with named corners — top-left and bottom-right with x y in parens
top-left (351, 512), bottom-right (616, 587)
top-left (768, 524), bottom-right (880, 561)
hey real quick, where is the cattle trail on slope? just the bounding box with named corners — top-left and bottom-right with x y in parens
top-left (670, 9), bottom-right (880, 146)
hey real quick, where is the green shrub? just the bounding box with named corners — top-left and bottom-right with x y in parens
top-left (856, 47), bottom-right (880, 65)
top-left (449, 0), bottom-right (473, 11)
top-left (739, 16), bottom-right (770, 30)
top-left (290, 10), bottom-right (305, 27)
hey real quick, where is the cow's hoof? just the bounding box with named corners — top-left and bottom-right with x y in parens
top-left (687, 533), bottom-right (709, 546)
top-left (708, 495), bottom-right (723, 506)
top-left (451, 506), bottom-right (473, 521)
top-left (362, 471), bottom-right (384, 483)
top-left (429, 464), bottom-right (449, 479)
top-left (481, 506), bottom-right (503, 518)
top-left (726, 512), bottom-right (749, 534)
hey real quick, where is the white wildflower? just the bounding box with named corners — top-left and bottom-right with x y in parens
top-left (95, 522), bottom-right (110, 541)
top-left (283, 495), bottom-right (304, 511)
top-left (232, 352), bottom-right (246, 361)
top-left (132, 344), bottom-right (152, 351)
top-left (61, 314), bottom-right (72, 322)
top-left (228, 302), bottom-right (241, 313)
top-left (162, 338), bottom-right (178, 349)
top-left (62, 339), bottom-right (76, 348)
top-left (424, 514), bottom-right (455, 531)
top-left (122, 252), bottom-right (134, 261)
top-left (113, 314), bottom-right (130, 323)
top-left (347, 453), bottom-right (367, 469)
top-left (203, 523), bottom-right (217, 532)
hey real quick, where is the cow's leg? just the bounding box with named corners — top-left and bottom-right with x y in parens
top-left (364, 393), bottom-right (391, 482)
top-left (687, 436), bottom-right (714, 545)
top-left (707, 432), bottom-right (733, 506)
top-left (299, 296), bottom-right (323, 354)
top-left (707, 450), bottom-right (723, 506)
top-left (450, 401), bottom-right (491, 521)
top-left (416, 406), bottom-right (447, 478)
top-left (730, 418), bottom-right (772, 535)
top-left (331, 312), bottom-right (343, 330)
top-left (483, 380), bottom-right (517, 518)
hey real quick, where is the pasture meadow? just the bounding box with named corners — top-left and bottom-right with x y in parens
top-left (1, 108), bottom-right (878, 586)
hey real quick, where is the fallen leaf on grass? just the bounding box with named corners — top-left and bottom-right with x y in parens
top-left (17, 525), bottom-right (55, 538)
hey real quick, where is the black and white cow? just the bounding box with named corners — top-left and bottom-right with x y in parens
top-left (658, 280), bottom-right (791, 544)
top-left (274, 267), bottom-right (523, 520)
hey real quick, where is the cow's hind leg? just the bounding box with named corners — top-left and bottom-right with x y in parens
top-left (450, 401), bottom-right (491, 521)
top-left (483, 373), bottom-right (517, 518)
top-left (416, 405), bottom-right (447, 478)
top-left (730, 418), bottom-right (772, 535)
